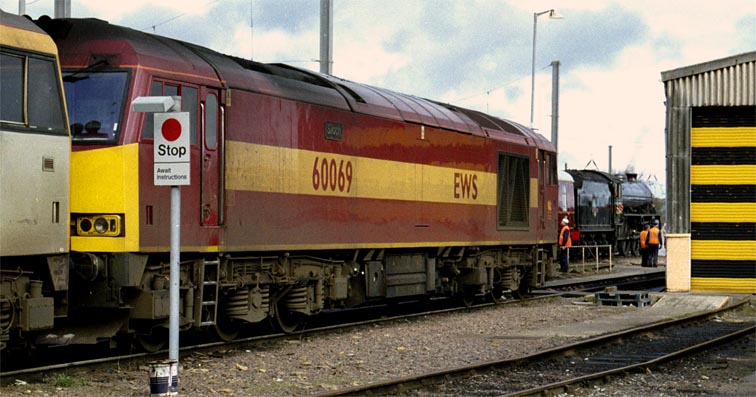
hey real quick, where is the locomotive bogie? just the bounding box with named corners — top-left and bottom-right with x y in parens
top-left (0, 270), bottom-right (55, 334)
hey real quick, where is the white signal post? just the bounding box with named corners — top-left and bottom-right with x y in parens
top-left (131, 96), bottom-right (188, 393)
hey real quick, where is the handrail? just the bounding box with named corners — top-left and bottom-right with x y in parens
top-left (566, 244), bottom-right (613, 272)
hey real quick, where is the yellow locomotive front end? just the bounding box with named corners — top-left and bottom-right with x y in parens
top-left (69, 144), bottom-right (139, 252)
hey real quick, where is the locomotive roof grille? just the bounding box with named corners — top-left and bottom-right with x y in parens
top-left (335, 84), bottom-right (366, 104)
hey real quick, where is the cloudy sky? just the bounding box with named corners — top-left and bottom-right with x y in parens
top-left (4, 0), bottom-right (755, 195)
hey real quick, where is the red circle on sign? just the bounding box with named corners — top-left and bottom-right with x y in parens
top-left (161, 118), bottom-right (181, 142)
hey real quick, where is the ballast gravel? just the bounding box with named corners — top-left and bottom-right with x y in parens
top-left (2, 260), bottom-right (754, 397)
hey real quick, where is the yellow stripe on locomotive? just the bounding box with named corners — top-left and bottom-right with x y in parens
top-left (226, 141), bottom-right (497, 205)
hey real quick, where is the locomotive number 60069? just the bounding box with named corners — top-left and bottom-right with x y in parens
top-left (312, 156), bottom-right (353, 193)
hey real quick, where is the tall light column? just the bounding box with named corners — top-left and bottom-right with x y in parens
top-left (54, 0), bottom-right (71, 18)
top-left (530, 9), bottom-right (561, 129)
top-left (320, 0), bottom-right (333, 75)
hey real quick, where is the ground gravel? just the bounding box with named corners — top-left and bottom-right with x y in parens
top-left (2, 259), bottom-right (753, 397)
top-left (557, 308), bottom-right (756, 397)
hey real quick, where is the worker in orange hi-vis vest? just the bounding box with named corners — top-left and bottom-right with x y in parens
top-left (559, 217), bottom-right (572, 272)
top-left (639, 223), bottom-right (650, 267)
top-left (646, 219), bottom-right (663, 267)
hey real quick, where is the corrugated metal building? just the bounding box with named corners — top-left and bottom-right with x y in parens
top-left (661, 51), bottom-right (755, 293)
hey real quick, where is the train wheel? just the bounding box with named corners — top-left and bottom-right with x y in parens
top-left (136, 331), bottom-right (166, 353)
top-left (513, 282), bottom-right (531, 299)
top-left (507, 267), bottom-right (525, 299)
top-left (210, 316), bottom-right (242, 342)
top-left (511, 288), bottom-right (523, 299)
top-left (461, 287), bottom-right (476, 308)
top-left (490, 284), bottom-right (509, 303)
top-left (490, 269), bottom-right (509, 303)
top-left (273, 301), bottom-right (305, 334)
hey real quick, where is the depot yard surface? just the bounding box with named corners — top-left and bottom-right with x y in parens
top-left (2, 258), bottom-right (753, 397)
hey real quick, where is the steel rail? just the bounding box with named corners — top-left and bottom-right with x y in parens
top-left (312, 298), bottom-right (750, 397)
top-left (538, 270), bottom-right (666, 294)
top-left (2, 270), bottom-right (666, 378)
top-left (1, 271), bottom-right (667, 378)
top-left (503, 323), bottom-right (755, 397)
top-left (0, 293), bottom-right (560, 378)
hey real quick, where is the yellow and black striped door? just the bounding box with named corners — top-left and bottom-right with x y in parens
top-left (690, 106), bottom-right (756, 293)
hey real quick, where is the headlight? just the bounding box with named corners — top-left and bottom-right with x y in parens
top-left (94, 218), bottom-right (109, 233)
top-left (79, 218), bottom-right (93, 232)
top-left (75, 215), bottom-right (122, 236)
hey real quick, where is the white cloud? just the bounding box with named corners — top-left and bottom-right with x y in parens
top-left (557, 45), bottom-right (667, 178)
top-left (239, 28), bottom-right (317, 66)
top-left (334, 40), bottom-right (410, 84)
top-left (78, 0), bottom-right (210, 20)
top-left (3, 0), bottom-right (752, 194)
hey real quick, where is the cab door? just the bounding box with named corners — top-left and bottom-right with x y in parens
top-left (539, 149), bottom-right (557, 240)
top-left (200, 89), bottom-right (222, 226)
top-left (537, 150), bottom-right (546, 239)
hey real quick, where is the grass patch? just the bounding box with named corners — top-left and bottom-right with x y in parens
top-left (48, 373), bottom-right (90, 388)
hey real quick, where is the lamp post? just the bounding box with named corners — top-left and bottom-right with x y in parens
top-left (530, 9), bottom-right (561, 129)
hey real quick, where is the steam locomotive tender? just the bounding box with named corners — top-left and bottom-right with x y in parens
top-left (2, 15), bottom-right (560, 352)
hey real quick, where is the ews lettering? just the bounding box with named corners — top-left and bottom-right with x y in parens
top-left (454, 173), bottom-right (478, 200)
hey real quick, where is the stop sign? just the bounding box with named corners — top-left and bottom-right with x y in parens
top-left (154, 112), bottom-right (190, 186)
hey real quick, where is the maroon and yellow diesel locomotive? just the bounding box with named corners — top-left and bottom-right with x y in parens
top-left (23, 16), bottom-right (559, 350)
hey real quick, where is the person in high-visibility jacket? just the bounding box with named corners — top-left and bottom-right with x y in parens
top-left (559, 217), bottom-right (572, 272)
top-left (639, 223), bottom-right (650, 267)
top-left (646, 219), bottom-right (663, 267)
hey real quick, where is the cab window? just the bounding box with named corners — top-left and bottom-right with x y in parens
top-left (64, 71), bottom-right (128, 142)
top-left (1, 52), bottom-right (67, 134)
top-left (142, 81), bottom-right (198, 144)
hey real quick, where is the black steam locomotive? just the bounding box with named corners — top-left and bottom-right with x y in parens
top-left (558, 169), bottom-right (658, 256)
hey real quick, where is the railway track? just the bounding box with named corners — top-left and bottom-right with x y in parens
top-left (539, 268), bottom-right (666, 295)
top-left (0, 270), bottom-right (665, 380)
top-left (0, 292), bottom-right (560, 378)
top-left (312, 298), bottom-right (752, 397)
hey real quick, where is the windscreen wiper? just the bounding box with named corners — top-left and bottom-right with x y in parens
top-left (63, 59), bottom-right (108, 82)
